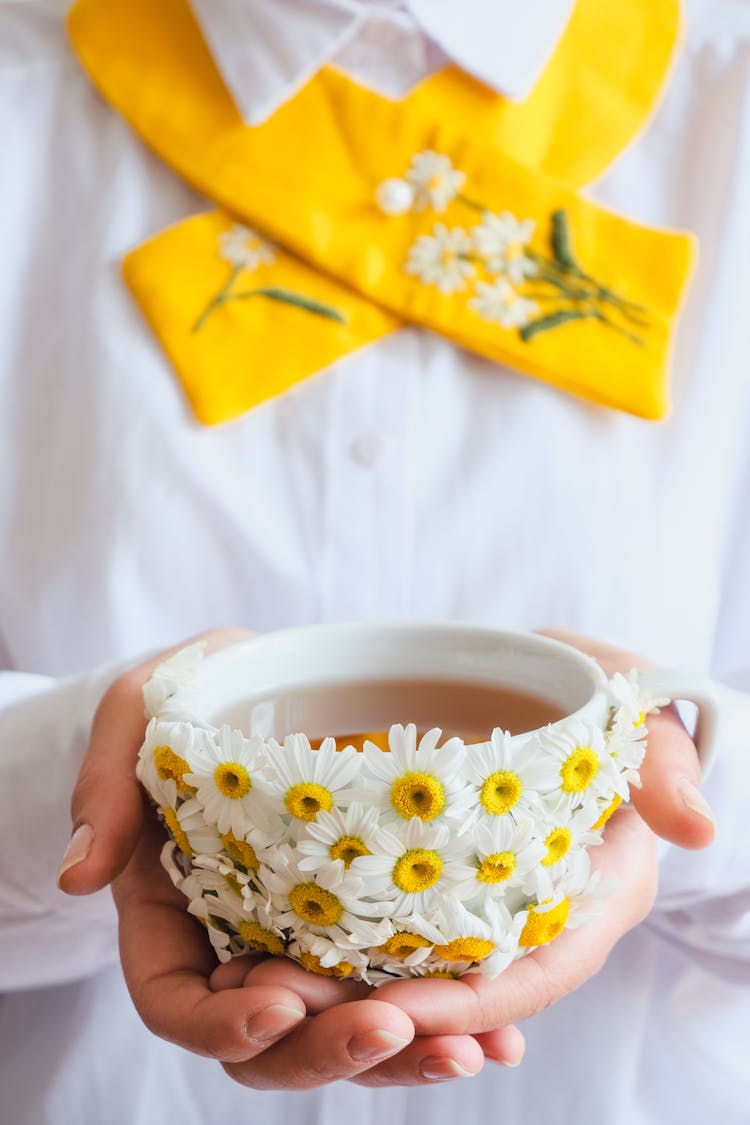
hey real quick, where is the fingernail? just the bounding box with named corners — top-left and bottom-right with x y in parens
top-left (677, 778), bottom-right (715, 826)
top-left (420, 1057), bottom-right (476, 1081)
top-left (349, 1029), bottom-right (411, 1061)
top-left (57, 824), bottom-right (94, 885)
top-left (244, 1004), bottom-right (304, 1042)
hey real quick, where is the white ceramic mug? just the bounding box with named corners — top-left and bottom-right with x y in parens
top-left (188, 622), bottom-right (721, 770)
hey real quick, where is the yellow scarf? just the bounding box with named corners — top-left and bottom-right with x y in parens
top-left (69, 0), bottom-right (693, 424)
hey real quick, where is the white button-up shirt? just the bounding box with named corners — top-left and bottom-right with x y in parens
top-left (1, 1), bottom-right (749, 1123)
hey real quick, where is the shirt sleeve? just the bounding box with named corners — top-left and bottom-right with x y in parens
top-left (0, 662), bottom-right (130, 991)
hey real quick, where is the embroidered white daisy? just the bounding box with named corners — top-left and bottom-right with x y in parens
top-left (354, 818), bottom-right (477, 915)
top-left (463, 728), bottom-right (548, 827)
top-left (158, 796), bottom-right (223, 859)
top-left (260, 845), bottom-right (392, 949)
top-left (535, 718), bottom-right (621, 811)
top-left (469, 278), bottom-right (539, 329)
top-left (405, 151), bottom-right (466, 212)
top-left (296, 802), bottom-right (386, 874)
top-left (404, 223), bottom-right (475, 294)
top-left (218, 224), bottom-right (276, 272)
top-left (472, 211), bottom-right (537, 283)
top-left (470, 815), bottom-right (547, 899)
top-left (137, 718), bottom-right (207, 808)
top-left (264, 733), bottom-right (360, 829)
top-left (142, 642), bottom-right (206, 720)
top-left (346, 725), bottom-right (472, 827)
top-left (184, 725), bottom-right (274, 838)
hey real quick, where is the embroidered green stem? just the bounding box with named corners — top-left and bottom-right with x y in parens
top-left (193, 271), bottom-right (346, 332)
top-left (454, 193), bottom-right (650, 344)
top-left (232, 288), bottom-right (347, 322)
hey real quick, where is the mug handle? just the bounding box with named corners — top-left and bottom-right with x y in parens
top-left (633, 668), bottom-right (720, 776)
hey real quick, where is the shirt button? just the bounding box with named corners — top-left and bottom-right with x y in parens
top-left (349, 432), bottom-right (387, 467)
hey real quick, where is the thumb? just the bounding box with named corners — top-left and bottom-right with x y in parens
top-left (629, 705), bottom-right (716, 850)
top-left (57, 670), bottom-right (149, 895)
top-left (57, 626), bottom-right (252, 895)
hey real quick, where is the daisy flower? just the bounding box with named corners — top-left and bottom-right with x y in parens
top-left (463, 728), bottom-right (548, 826)
top-left (296, 802), bottom-right (386, 875)
top-left (404, 223), bottom-right (475, 294)
top-left (470, 814), bottom-right (547, 899)
top-left (137, 718), bottom-right (206, 807)
top-left (429, 897), bottom-right (496, 965)
top-left (538, 798), bottom-right (604, 870)
top-left (346, 725), bottom-right (472, 827)
top-left (260, 846), bottom-right (392, 949)
top-left (369, 912), bottom-right (445, 969)
top-left (517, 889), bottom-right (571, 949)
top-left (158, 796), bottom-right (223, 860)
top-left (264, 733), bottom-right (360, 828)
top-left (535, 718), bottom-right (621, 812)
top-left (405, 150), bottom-right (466, 212)
top-left (218, 224), bottom-right (275, 272)
top-left (354, 817), bottom-right (477, 915)
top-left (469, 279), bottom-right (539, 329)
top-left (471, 898), bottom-right (529, 979)
top-left (142, 642), bottom-right (206, 719)
top-left (607, 669), bottom-right (669, 729)
top-left (472, 211), bottom-right (537, 282)
top-left (184, 725), bottom-right (274, 838)
top-left (288, 933), bottom-right (370, 979)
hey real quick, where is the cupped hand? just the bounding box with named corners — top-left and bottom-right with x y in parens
top-left (58, 628), bottom-right (524, 1087)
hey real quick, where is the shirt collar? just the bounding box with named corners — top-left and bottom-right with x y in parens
top-left (188, 0), bottom-right (575, 125)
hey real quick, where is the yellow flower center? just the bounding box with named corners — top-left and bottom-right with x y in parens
top-left (421, 970), bottom-right (456, 979)
top-left (224, 873), bottom-right (243, 896)
top-left (433, 937), bottom-right (494, 963)
top-left (591, 793), bottom-right (622, 830)
top-left (221, 832), bottom-right (259, 871)
top-left (480, 770), bottom-right (522, 815)
top-left (506, 241), bottom-right (523, 262)
top-left (214, 761), bottom-right (252, 799)
top-left (519, 898), bottom-right (570, 947)
top-left (284, 782), bottom-right (333, 821)
top-left (476, 850), bottom-right (516, 884)
top-left (392, 848), bottom-right (443, 894)
top-left (299, 952), bottom-right (355, 978)
top-left (379, 932), bottom-right (432, 959)
top-left (329, 835), bottom-right (371, 868)
top-left (162, 806), bottom-right (192, 856)
top-left (440, 246), bottom-right (457, 266)
top-left (154, 745), bottom-right (195, 792)
top-left (560, 747), bottom-right (599, 793)
top-left (428, 173), bottom-right (444, 192)
top-left (288, 882), bottom-right (343, 926)
top-left (542, 827), bottom-right (572, 866)
top-left (237, 920), bottom-right (285, 957)
top-left (390, 772), bottom-right (446, 821)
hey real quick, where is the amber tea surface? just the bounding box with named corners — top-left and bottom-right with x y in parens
top-left (227, 677), bottom-right (570, 748)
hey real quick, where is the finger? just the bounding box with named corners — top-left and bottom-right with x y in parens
top-left (473, 1025), bottom-right (526, 1068)
top-left (59, 627), bottom-right (250, 894)
top-left (223, 1000), bottom-right (415, 1090)
top-left (349, 1033), bottom-right (485, 1087)
top-left (209, 955), bottom-right (266, 992)
top-left (240, 953), bottom-right (371, 1013)
top-left (537, 628), bottom-right (715, 848)
top-left (377, 809), bottom-right (656, 1036)
top-left (113, 818), bottom-right (306, 1061)
top-left (631, 706), bottom-right (715, 848)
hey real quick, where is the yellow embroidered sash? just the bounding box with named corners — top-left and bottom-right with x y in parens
top-left (69, 0), bottom-right (693, 424)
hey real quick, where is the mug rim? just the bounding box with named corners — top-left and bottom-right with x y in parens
top-left (190, 621), bottom-right (609, 740)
